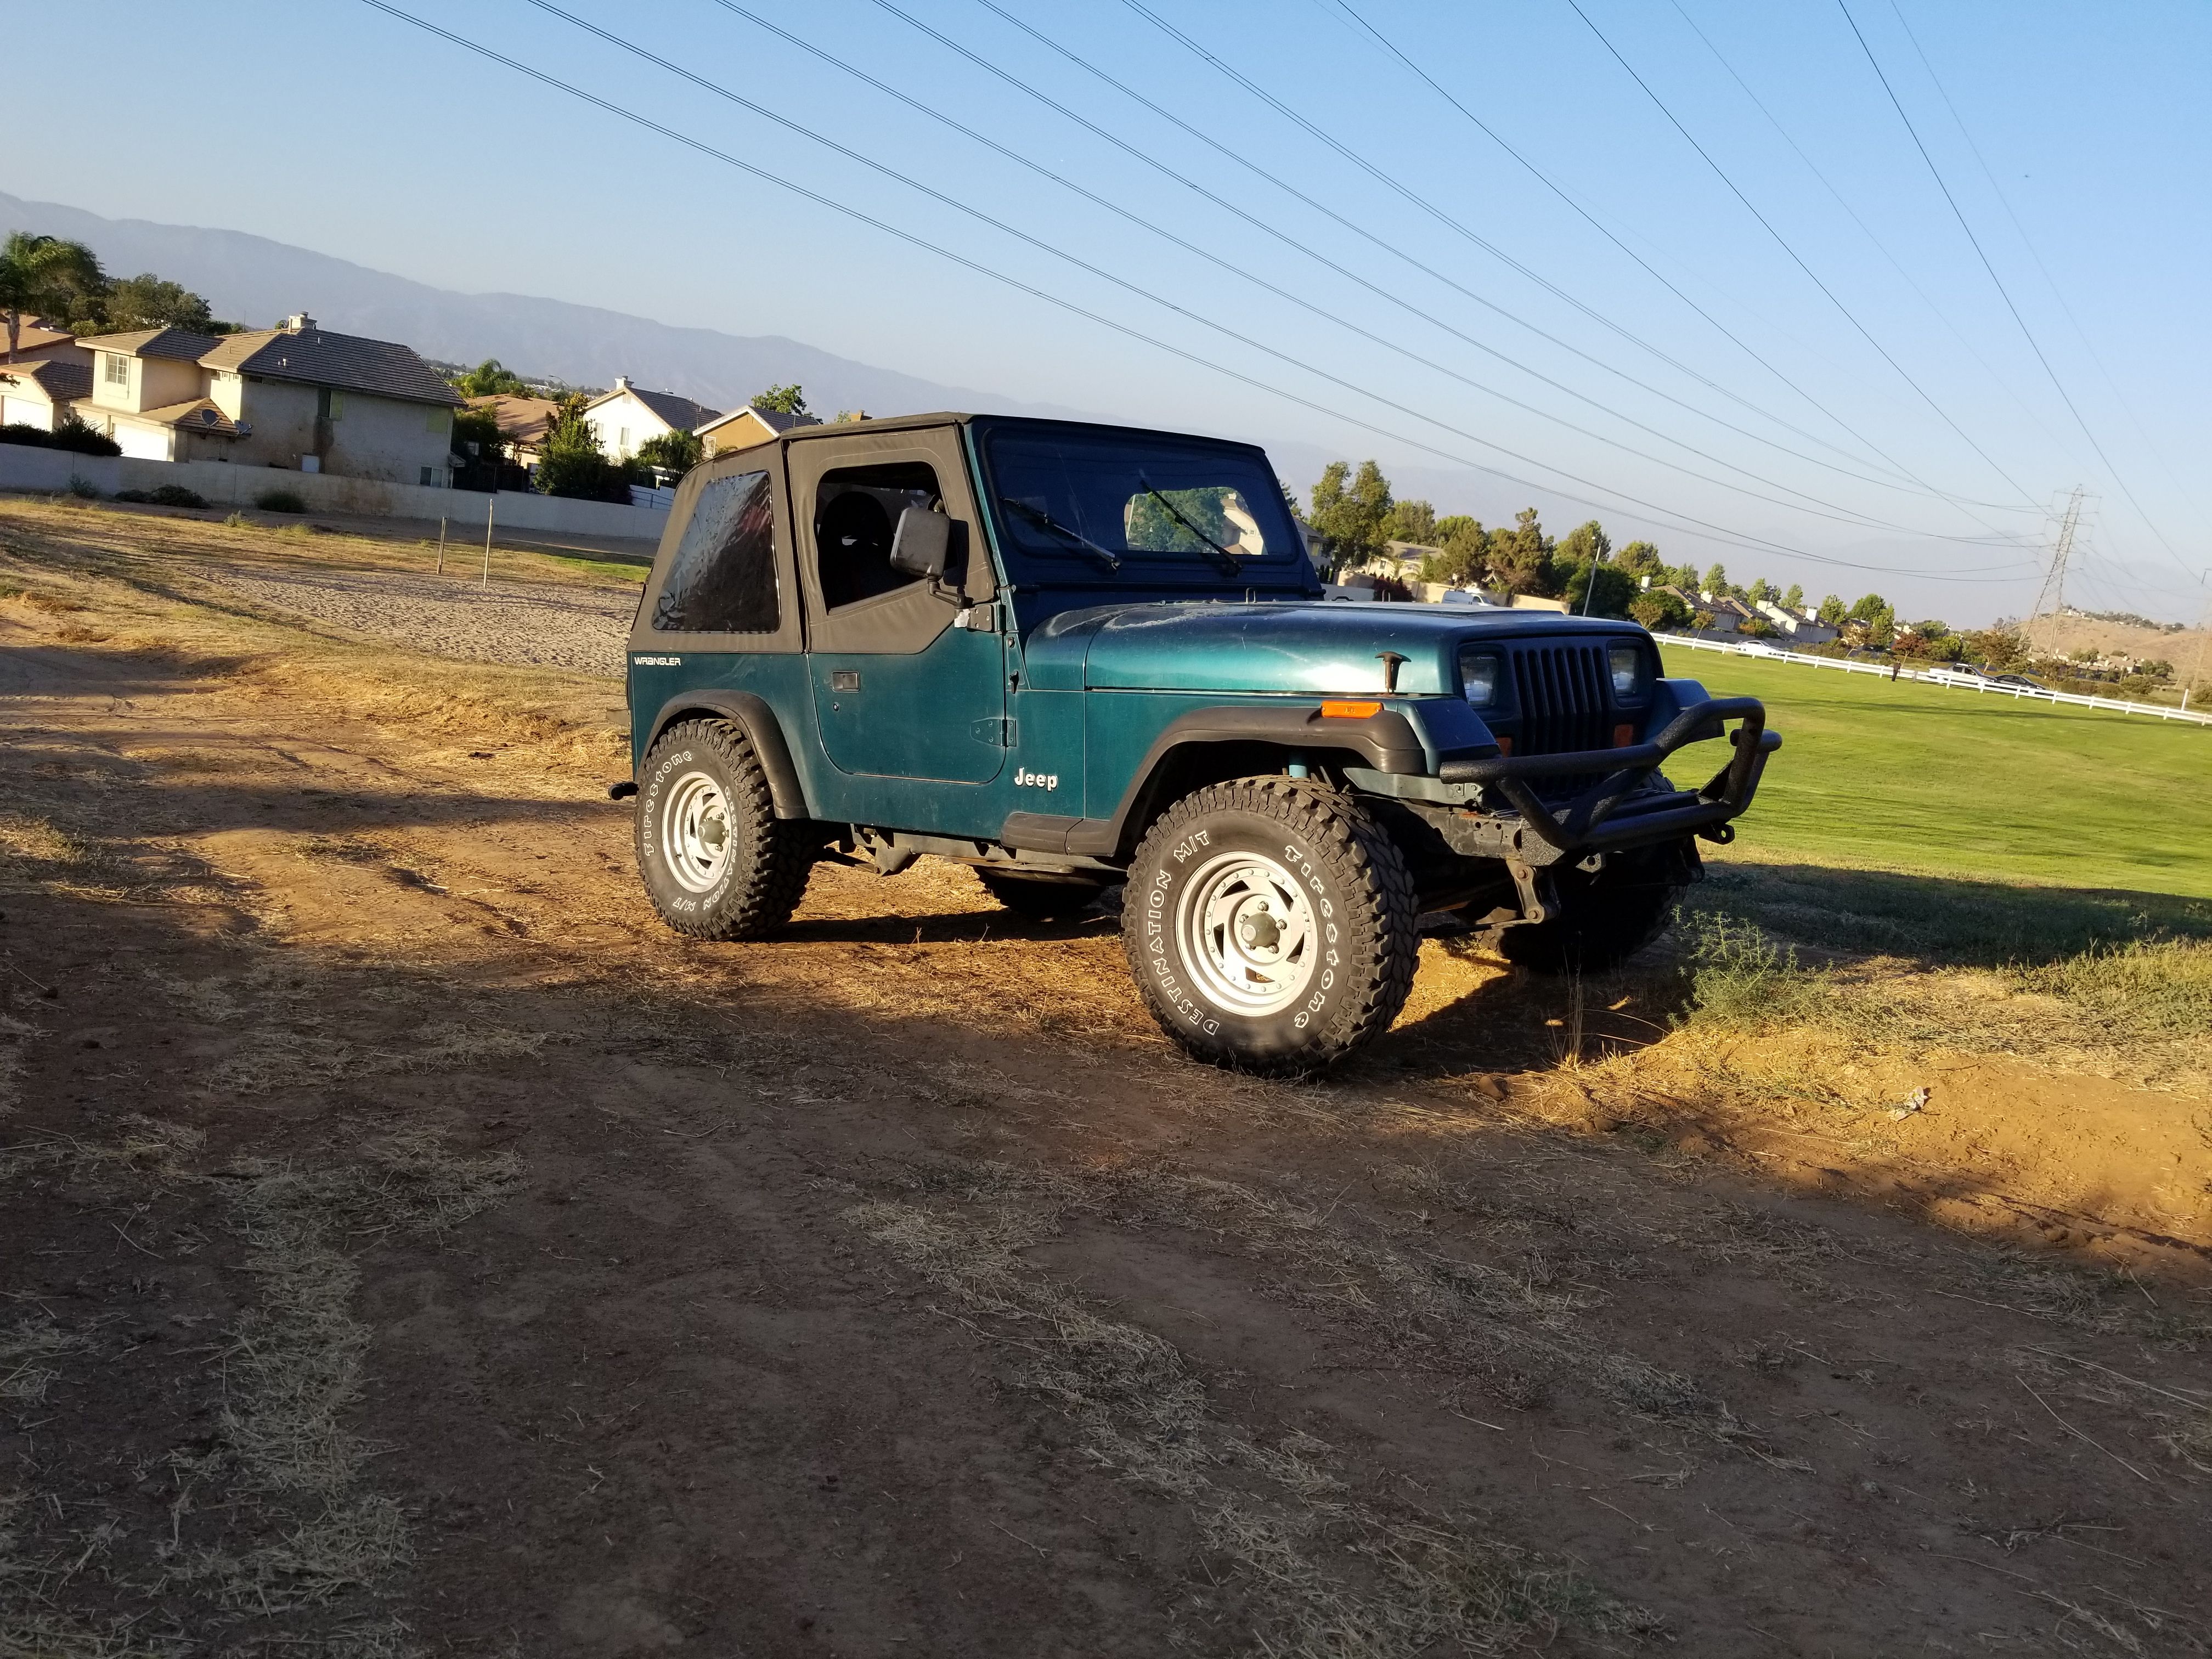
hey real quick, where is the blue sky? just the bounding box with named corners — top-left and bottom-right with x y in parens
top-left (21, 1), bottom-right (2209, 624)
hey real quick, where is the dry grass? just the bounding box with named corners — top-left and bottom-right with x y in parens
top-left (847, 1161), bottom-right (1662, 1656)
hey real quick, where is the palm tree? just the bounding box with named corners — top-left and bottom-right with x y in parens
top-left (0, 233), bottom-right (105, 362)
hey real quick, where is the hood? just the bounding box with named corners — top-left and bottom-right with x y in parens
top-left (1023, 600), bottom-right (1641, 695)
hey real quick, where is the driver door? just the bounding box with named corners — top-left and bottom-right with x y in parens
top-left (793, 425), bottom-right (1007, 786)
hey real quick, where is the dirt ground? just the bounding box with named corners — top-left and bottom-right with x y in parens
top-left (3, 498), bottom-right (2209, 1658)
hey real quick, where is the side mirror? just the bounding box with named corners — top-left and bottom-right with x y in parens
top-left (888, 505), bottom-right (951, 581)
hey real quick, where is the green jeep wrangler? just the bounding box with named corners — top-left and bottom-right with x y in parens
top-left (621, 414), bottom-right (1779, 1074)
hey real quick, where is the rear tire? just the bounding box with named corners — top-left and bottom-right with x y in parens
top-left (1121, 778), bottom-right (1419, 1077)
top-left (976, 868), bottom-right (1109, 922)
top-left (1498, 838), bottom-right (1697, 975)
top-left (635, 719), bottom-right (815, 939)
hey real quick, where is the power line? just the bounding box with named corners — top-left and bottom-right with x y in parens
top-left (1320, 0), bottom-right (2034, 526)
top-left (357, 0), bottom-right (2034, 583)
top-left (515, 0), bottom-right (2042, 567)
top-left (1113, 0), bottom-right (2025, 516)
top-left (1663, 0), bottom-right (2090, 475)
top-left (692, 0), bottom-right (2017, 547)
top-left (1558, 0), bottom-right (2044, 512)
top-left (1873, 1), bottom-right (2212, 554)
top-left (919, 0), bottom-right (1999, 516)
top-left (2024, 484), bottom-right (2084, 649)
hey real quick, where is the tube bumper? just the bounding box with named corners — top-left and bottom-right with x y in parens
top-left (1435, 696), bottom-right (1779, 855)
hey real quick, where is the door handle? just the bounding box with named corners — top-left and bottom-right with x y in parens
top-left (830, 670), bottom-right (861, 692)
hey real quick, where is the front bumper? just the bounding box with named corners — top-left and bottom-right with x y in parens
top-left (1421, 696), bottom-right (1779, 859)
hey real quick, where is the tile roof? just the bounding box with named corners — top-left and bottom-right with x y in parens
top-left (133, 397), bottom-right (247, 436)
top-left (76, 326), bottom-right (225, 361)
top-left (199, 327), bottom-right (462, 407)
top-left (0, 358), bottom-right (91, 402)
top-left (4, 320), bottom-right (83, 359)
top-left (696, 404), bottom-right (819, 439)
top-left (465, 393), bottom-right (561, 445)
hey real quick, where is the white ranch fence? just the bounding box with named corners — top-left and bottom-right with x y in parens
top-left (1657, 631), bottom-right (2212, 729)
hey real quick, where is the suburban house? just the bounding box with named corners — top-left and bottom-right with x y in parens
top-left (1755, 599), bottom-right (1840, 644)
top-left (696, 402), bottom-right (819, 456)
top-left (582, 376), bottom-right (721, 460)
top-left (1, 357), bottom-right (91, 428)
top-left (73, 313), bottom-right (461, 482)
top-left (465, 393), bottom-right (561, 466)
top-left (2, 318), bottom-right (93, 374)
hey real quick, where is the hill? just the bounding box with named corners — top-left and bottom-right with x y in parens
top-left (0, 188), bottom-right (1087, 424)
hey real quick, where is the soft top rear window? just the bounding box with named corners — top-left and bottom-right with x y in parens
top-left (977, 423), bottom-right (1311, 588)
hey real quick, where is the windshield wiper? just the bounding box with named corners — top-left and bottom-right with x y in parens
top-left (999, 496), bottom-right (1120, 572)
top-left (1137, 477), bottom-right (1243, 576)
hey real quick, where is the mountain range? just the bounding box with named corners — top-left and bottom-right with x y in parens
top-left (0, 189), bottom-right (1089, 425)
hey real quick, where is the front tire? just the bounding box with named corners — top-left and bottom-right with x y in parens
top-left (1121, 778), bottom-right (1419, 1076)
top-left (635, 719), bottom-right (815, 939)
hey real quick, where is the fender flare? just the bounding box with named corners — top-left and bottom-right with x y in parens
top-left (1006, 703), bottom-right (1429, 858)
top-left (641, 691), bottom-right (809, 820)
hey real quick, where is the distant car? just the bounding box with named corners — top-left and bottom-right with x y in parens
top-left (1735, 640), bottom-right (1782, 658)
top-left (1987, 672), bottom-right (2044, 689)
top-left (1437, 589), bottom-right (1497, 607)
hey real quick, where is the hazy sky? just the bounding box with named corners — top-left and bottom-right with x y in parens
top-left (21, 1), bottom-right (2209, 624)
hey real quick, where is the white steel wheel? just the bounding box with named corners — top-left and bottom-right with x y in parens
top-left (661, 770), bottom-right (733, 893)
top-left (1175, 848), bottom-right (1318, 1017)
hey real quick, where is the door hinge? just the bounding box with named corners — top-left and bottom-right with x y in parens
top-left (970, 716), bottom-right (1016, 748)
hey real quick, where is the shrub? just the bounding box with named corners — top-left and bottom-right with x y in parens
top-left (0, 417), bottom-right (122, 457)
top-left (254, 488), bottom-right (306, 514)
top-left (63, 475), bottom-right (101, 499)
top-left (223, 511), bottom-right (252, 528)
top-left (149, 484), bottom-right (208, 509)
top-left (1678, 912), bottom-right (1827, 1030)
top-left (112, 488), bottom-right (156, 503)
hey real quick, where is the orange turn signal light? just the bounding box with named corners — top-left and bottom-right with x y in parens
top-left (1319, 700), bottom-right (1382, 719)
top-left (1495, 736), bottom-right (1514, 756)
top-left (1613, 723), bottom-right (1635, 747)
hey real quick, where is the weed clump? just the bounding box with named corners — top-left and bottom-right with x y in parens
top-left (1679, 912), bottom-right (1826, 1030)
top-left (254, 488), bottom-right (307, 514)
top-left (2015, 938), bottom-right (2212, 1040)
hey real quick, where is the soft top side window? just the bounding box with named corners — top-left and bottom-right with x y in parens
top-left (653, 470), bottom-right (779, 633)
top-left (814, 461), bottom-right (960, 610)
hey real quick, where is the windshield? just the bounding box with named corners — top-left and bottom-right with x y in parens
top-left (976, 422), bottom-right (1313, 588)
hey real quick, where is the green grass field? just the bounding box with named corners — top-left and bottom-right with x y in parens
top-left (1660, 646), bottom-right (2212, 900)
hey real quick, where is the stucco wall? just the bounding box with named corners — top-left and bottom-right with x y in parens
top-left (584, 390), bottom-right (668, 459)
top-left (323, 390), bottom-right (452, 486)
top-left (2, 394), bottom-right (55, 430)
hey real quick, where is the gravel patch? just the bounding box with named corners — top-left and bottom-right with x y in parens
top-left (201, 565), bottom-right (637, 678)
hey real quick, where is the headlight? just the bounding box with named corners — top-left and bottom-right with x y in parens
top-left (1608, 642), bottom-right (1645, 699)
top-left (1459, 650), bottom-right (1500, 707)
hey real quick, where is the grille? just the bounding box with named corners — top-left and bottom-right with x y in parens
top-left (1509, 643), bottom-right (1612, 757)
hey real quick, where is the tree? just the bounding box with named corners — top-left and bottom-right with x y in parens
top-left (455, 358), bottom-right (530, 398)
top-left (1565, 560), bottom-right (1636, 618)
top-left (1488, 508), bottom-right (1556, 595)
top-left (633, 428), bottom-right (703, 474)
top-left (1381, 497), bottom-right (1436, 545)
top-left (1421, 515), bottom-right (1491, 585)
top-left (1782, 583), bottom-right (1804, 612)
top-left (101, 273), bottom-right (213, 333)
top-left (0, 233), bottom-right (104, 361)
top-left (1554, 519), bottom-right (1611, 573)
top-left (450, 404), bottom-right (504, 458)
top-left (750, 382), bottom-right (808, 416)
top-left (1700, 563), bottom-right (1730, 598)
top-left (533, 398), bottom-right (633, 502)
top-left (1308, 460), bottom-right (1393, 574)
top-left (1613, 539), bottom-right (1662, 580)
top-left (1816, 594), bottom-right (1847, 627)
top-left (1958, 627), bottom-right (2027, 671)
top-left (1846, 593), bottom-right (1895, 649)
top-left (1747, 577), bottom-right (1778, 606)
top-left (1629, 589), bottom-right (1691, 630)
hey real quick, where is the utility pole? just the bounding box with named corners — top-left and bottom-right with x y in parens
top-left (2184, 572), bottom-right (2210, 713)
top-left (2023, 486), bottom-right (2084, 653)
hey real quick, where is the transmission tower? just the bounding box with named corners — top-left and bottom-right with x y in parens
top-left (2025, 486), bottom-right (2085, 650)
